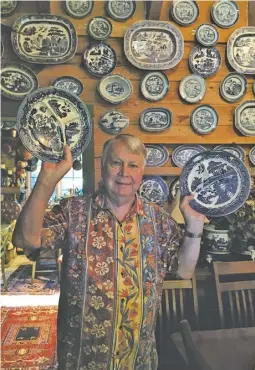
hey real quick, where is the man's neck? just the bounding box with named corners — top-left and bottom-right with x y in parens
top-left (106, 195), bottom-right (135, 222)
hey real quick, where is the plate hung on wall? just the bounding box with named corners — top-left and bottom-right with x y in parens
top-left (219, 73), bottom-right (247, 103)
top-left (189, 45), bottom-right (221, 78)
top-left (139, 176), bottom-right (168, 206)
top-left (227, 27), bottom-right (255, 75)
top-left (235, 100), bottom-right (255, 136)
top-left (99, 111), bottom-right (129, 134)
top-left (211, 0), bottom-right (239, 29)
top-left (145, 144), bottom-right (169, 167)
top-left (170, 0), bottom-right (199, 26)
top-left (1, 117), bottom-right (17, 130)
top-left (52, 76), bottom-right (83, 96)
top-left (105, 0), bottom-right (136, 21)
top-left (172, 144), bottom-right (206, 167)
top-left (11, 15), bottom-right (77, 64)
top-left (195, 24), bottom-right (219, 47)
top-left (139, 108), bottom-right (172, 132)
top-left (253, 81), bottom-right (255, 96)
top-left (168, 177), bottom-right (180, 201)
top-left (97, 74), bottom-right (133, 104)
top-left (140, 72), bottom-right (169, 102)
top-left (179, 74), bottom-right (206, 103)
top-left (124, 20), bottom-right (184, 70)
top-left (191, 105), bottom-right (219, 135)
top-left (214, 144), bottom-right (245, 161)
top-left (1, 1), bottom-right (19, 17)
top-left (62, 0), bottom-right (94, 18)
top-left (249, 146), bottom-right (255, 166)
top-left (83, 43), bottom-right (117, 78)
top-left (0, 63), bottom-right (39, 100)
top-left (87, 16), bottom-right (112, 40)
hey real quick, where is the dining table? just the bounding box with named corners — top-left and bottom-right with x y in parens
top-left (171, 326), bottom-right (255, 370)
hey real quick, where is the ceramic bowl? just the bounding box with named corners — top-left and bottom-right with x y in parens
top-left (97, 74), bottom-right (132, 104)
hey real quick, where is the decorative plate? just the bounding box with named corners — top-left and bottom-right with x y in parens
top-left (11, 15), bottom-right (77, 64)
top-left (189, 45), bottom-right (221, 78)
top-left (97, 74), bottom-right (133, 104)
top-left (140, 72), bottom-right (169, 102)
top-left (16, 87), bottom-right (92, 163)
top-left (214, 144), bottom-right (245, 161)
top-left (235, 100), bottom-right (255, 136)
top-left (99, 111), bottom-right (129, 134)
top-left (83, 43), bottom-right (117, 78)
top-left (105, 0), bottom-right (136, 22)
top-left (249, 146), bottom-right (255, 166)
top-left (145, 144), bottom-right (169, 167)
top-left (227, 27), bottom-right (255, 75)
top-left (0, 63), bottom-right (39, 100)
top-left (139, 176), bottom-right (168, 206)
top-left (88, 16), bottom-right (112, 40)
top-left (140, 108), bottom-right (172, 132)
top-left (170, 0), bottom-right (199, 26)
top-left (168, 177), bottom-right (180, 201)
top-left (211, 0), bottom-right (239, 29)
top-left (172, 144), bottom-right (206, 167)
top-left (191, 105), bottom-right (219, 135)
top-left (179, 74), bottom-right (206, 103)
top-left (179, 150), bottom-right (251, 217)
top-left (1, 117), bottom-right (16, 130)
top-left (253, 81), bottom-right (255, 96)
top-left (62, 0), bottom-right (94, 18)
top-left (0, 41), bottom-right (3, 58)
top-left (124, 20), bottom-right (184, 70)
top-left (195, 24), bottom-right (219, 47)
top-left (220, 73), bottom-right (247, 103)
top-left (1, 1), bottom-right (19, 17)
top-left (52, 76), bottom-right (83, 96)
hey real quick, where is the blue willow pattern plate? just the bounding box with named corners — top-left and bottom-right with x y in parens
top-left (62, 0), bottom-right (94, 18)
top-left (139, 176), bottom-right (168, 206)
top-left (16, 87), bottom-right (92, 162)
top-left (214, 145), bottom-right (245, 161)
top-left (140, 108), bottom-right (172, 132)
top-left (249, 146), bottom-right (255, 166)
top-left (145, 144), bottom-right (169, 167)
top-left (179, 150), bottom-right (251, 217)
top-left (52, 76), bottom-right (83, 96)
top-left (172, 144), bottom-right (206, 167)
top-left (83, 43), bottom-right (117, 77)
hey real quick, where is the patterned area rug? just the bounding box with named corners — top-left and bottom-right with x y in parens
top-left (2, 265), bottom-right (60, 295)
top-left (1, 306), bottom-right (58, 369)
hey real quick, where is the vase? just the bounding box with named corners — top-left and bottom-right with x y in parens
top-left (203, 225), bottom-right (230, 254)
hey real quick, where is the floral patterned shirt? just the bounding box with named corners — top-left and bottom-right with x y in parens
top-left (40, 192), bottom-right (181, 370)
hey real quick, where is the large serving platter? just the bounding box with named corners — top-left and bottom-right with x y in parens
top-left (62, 0), bottom-right (94, 18)
top-left (97, 74), bottom-right (132, 104)
top-left (83, 43), bottom-right (117, 77)
top-left (172, 144), bottom-right (206, 167)
top-left (170, 0), bottom-right (199, 26)
top-left (191, 105), bottom-right (218, 135)
top-left (88, 16), bottom-right (112, 40)
top-left (52, 76), bottom-right (83, 96)
top-left (139, 176), bottom-right (168, 206)
top-left (227, 27), bottom-right (255, 75)
top-left (220, 72), bottom-right (247, 103)
top-left (211, 0), bottom-right (239, 29)
top-left (1, 1), bottom-right (19, 17)
top-left (140, 72), bottom-right (169, 102)
top-left (11, 15), bottom-right (77, 64)
top-left (16, 87), bottom-right (92, 162)
top-left (214, 145), bottom-right (245, 162)
top-left (124, 20), bottom-right (184, 70)
top-left (249, 146), bottom-right (255, 166)
top-left (179, 150), bottom-right (251, 217)
top-left (189, 45), bottom-right (221, 78)
top-left (105, 0), bottom-right (136, 22)
top-left (179, 74), bottom-right (206, 103)
top-left (145, 144), bottom-right (169, 167)
top-left (140, 108), bottom-right (172, 132)
top-left (1, 63), bottom-right (39, 100)
top-left (99, 111), bottom-right (129, 134)
top-left (235, 100), bottom-right (255, 136)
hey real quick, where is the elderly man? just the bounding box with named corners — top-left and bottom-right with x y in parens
top-left (13, 134), bottom-right (205, 370)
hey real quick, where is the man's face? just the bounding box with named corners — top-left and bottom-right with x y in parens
top-left (102, 141), bottom-right (145, 202)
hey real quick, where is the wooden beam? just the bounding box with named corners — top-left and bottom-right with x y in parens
top-left (147, 0), bottom-right (163, 20)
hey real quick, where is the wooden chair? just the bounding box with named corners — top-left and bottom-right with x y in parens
top-left (213, 261), bottom-right (255, 328)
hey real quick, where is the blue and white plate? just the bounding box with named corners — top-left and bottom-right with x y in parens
top-left (99, 111), bottom-right (129, 134)
top-left (140, 108), bottom-right (172, 132)
top-left (140, 72), bottom-right (169, 102)
top-left (179, 150), bottom-right (251, 217)
top-left (168, 177), bottom-right (180, 201)
top-left (52, 76), bottom-right (83, 96)
top-left (214, 145), bottom-right (245, 161)
top-left (83, 43), bottom-right (117, 78)
top-left (62, 0), bottom-right (94, 18)
top-left (139, 176), bottom-right (168, 206)
top-left (145, 144), bottom-right (169, 167)
top-left (97, 74), bottom-right (132, 104)
top-left (249, 146), bottom-right (255, 166)
top-left (105, 0), bottom-right (136, 21)
top-left (172, 144), bottom-right (206, 167)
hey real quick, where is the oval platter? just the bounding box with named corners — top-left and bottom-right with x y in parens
top-left (99, 111), bottom-right (129, 134)
top-left (124, 20), bottom-right (184, 70)
top-left (88, 16), bottom-right (112, 40)
top-left (140, 108), bottom-right (172, 132)
top-left (62, 0), bottom-right (94, 18)
top-left (16, 87), bottom-right (92, 162)
top-left (214, 144), bottom-right (245, 161)
top-left (189, 45), bottom-right (221, 78)
top-left (97, 74), bottom-right (133, 104)
top-left (84, 43), bottom-right (117, 78)
top-left (0, 63), bottom-right (39, 100)
top-left (191, 105), bottom-right (219, 135)
top-left (145, 144), bottom-right (169, 167)
top-left (139, 176), bottom-right (168, 206)
top-left (179, 150), bottom-right (251, 217)
top-left (105, 0), bottom-right (136, 22)
top-left (52, 76), bottom-right (83, 96)
top-left (1, 1), bottom-right (19, 17)
top-left (170, 0), bottom-right (199, 26)
top-left (179, 74), bottom-right (206, 103)
top-left (172, 144), bottom-right (206, 167)
top-left (227, 27), bottom-right (255, 74)
top-left (11, 15), bottom-right (77, 64)
top-left (235, 100), bottom-right (255, 136)
top-left (249, 146), bottom-right (255, 166)
top-left (140, 72), bottom-right (169, 102)
top-left (211, 0), bottom-right (239, 29)
top-left (220, 72), bottom-right (247, 103)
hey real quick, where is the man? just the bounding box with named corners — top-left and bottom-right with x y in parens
top-left (13, 134), bottom-right (205, 370)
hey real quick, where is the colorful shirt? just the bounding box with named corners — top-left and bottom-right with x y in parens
top-left (39, 192), bottom-right (181, 370)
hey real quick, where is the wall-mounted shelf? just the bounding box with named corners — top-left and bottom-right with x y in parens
top-left (144, 167), bottom-right (182, 176)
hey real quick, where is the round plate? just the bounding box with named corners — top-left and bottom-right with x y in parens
top-left (1, 63), bottom-right (39, 100)
top-left (62, 0), bottom-right (94, 18)
top-left (179, 74), bottom-right (206, 103)
top-left (235, 100), bottom-right (255, 136)
top-left (1, 117), bottom-right (16, 130)
top-left (249, 146), bottom-right (255, 166)
top-left (1, 0), bottom-right (19, 17)
top-left (179, 150), bottom-right (251, 217)
top-left (140, 72), bottom-right (169, 102)
top-left (172, 144), bottom-right (206, 167)
top-left (83, 43), bottom-right (117, 78)
top-left (139, 176), bottom-right (168, 206)
top-left (145, 144), bottom-right (169, 167)
top-left (140, 108), bottom-right (172, 132)
top-left (191, 105), bottom-right (219, 135)
top-left (97, 74), bottom-right (132, 104)
top-left (1, 41), bottom-right (3, 58)
top-left (88, 16), bottom-right (112, 40)
top-left (105, 0), bottom-right (136, 21)
top-left (214, 145), bottom-right (245, 161)
top-left (16, 87), bottom-right (92, 162)
top-left (170, 0), bottom-right (199, 26)
top-left (168, 177), bottom-right (180, 201)
top-left (189, 45), bottom-right (221, 78)
top-left (220, 73), bottom-right (247, 103)
top-left (211, 0), bottom-right (239, 29)
top-left (195, 24), bottom-right (219, 46)
top-left (99, 111), bottom-right (129, 134)
top-left (52, 76), bottom-right (83, 96)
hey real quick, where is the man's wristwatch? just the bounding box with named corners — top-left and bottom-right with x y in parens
top-left (184, 230), bottom-right (203, 238)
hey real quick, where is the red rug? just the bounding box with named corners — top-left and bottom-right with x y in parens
top-left (1, 306), bottom-right (58, 369)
